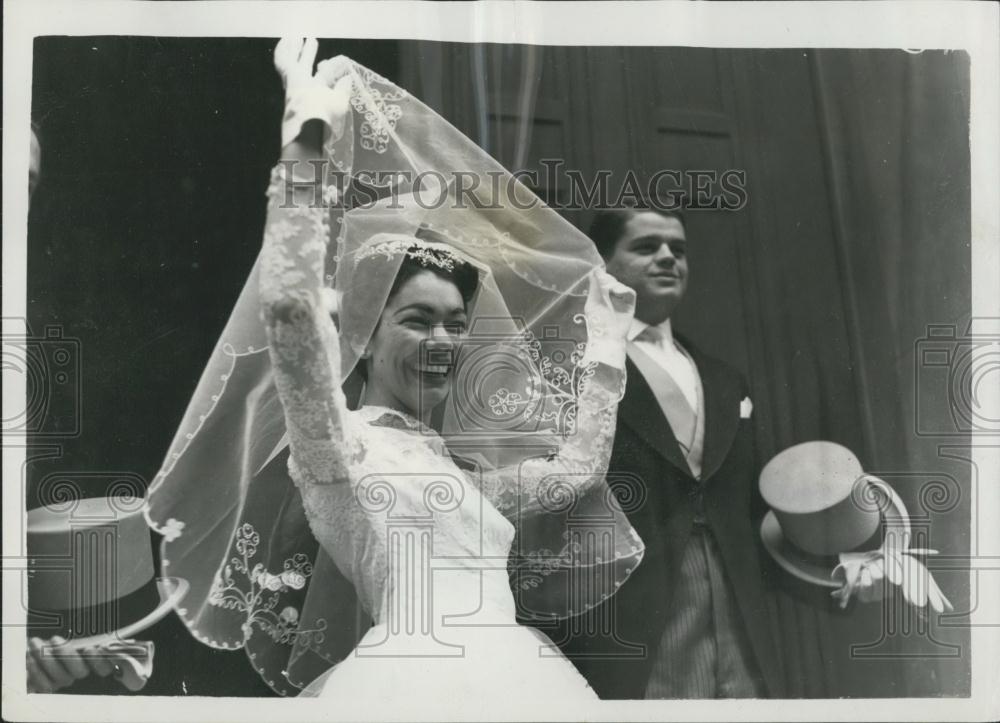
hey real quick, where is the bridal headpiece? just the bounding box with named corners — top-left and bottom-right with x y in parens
top-left (354, 235), bottom-right (462, 272)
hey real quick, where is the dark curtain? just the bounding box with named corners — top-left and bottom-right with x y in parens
top-left (763, 49), bottom-right (971, 698)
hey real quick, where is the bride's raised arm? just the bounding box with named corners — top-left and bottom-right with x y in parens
top-left (260, 38), bottom-right (353, 488)
top-left (478, 271), bottom-right (636, 517)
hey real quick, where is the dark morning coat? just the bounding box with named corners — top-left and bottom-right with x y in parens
top-left (545, 336), bottom-right (786, 699)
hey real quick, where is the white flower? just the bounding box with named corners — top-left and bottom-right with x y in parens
top-left (162, 518), bottom-right (185, 542)
top-left (280, 570), bottom-right (307, 590)
top-left (740, 396), bottom-right (753, 419)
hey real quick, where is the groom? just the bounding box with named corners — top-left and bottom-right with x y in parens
top-left (548, 205), bottom-right (785, 699)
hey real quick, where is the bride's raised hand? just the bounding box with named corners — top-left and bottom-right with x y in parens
top-left (274, 36), bottom-right (319, 92)
top-left (274, 37), bottom-right (352, 150)
top-left (580, 269), bottom-right (635, 370)
top-left (584, 269), bottom-right (636, 342)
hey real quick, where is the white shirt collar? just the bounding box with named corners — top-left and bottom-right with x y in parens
top-left (627, 317), bottom-right (675, 345)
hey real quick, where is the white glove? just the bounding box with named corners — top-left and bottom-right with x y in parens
top-left (832, 547), bottom-right (953, 614)
top-left (832, 551), bottom-right (886, 606)
top-left (580, 269), bottom-right (636, 369)
top-left (274, 37), bottom-right (353, 149)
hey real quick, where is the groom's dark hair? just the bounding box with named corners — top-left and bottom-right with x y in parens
top-left (589, 205), bottom-right (686, 260)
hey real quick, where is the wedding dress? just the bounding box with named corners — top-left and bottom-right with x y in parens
top-left (144, 49), bottom-right (644, 699)
top-left (259, 166), bottom-right (635, 699)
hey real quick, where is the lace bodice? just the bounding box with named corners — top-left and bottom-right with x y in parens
top-left (259, 166), bottom-right (627, 623)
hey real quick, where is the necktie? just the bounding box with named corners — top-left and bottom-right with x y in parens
top-left (636, 324), bottom-right (665, 349)
top-left (626, 340), bottom-right (698, 457)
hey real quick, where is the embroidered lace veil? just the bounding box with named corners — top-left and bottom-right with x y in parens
top-left (144, 55), bottom-right (644, 694)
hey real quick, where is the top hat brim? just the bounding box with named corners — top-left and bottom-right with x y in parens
top-left (65, 577), bottom-right (188, 649)
top-left (760, 482), bottom-right (908, 588)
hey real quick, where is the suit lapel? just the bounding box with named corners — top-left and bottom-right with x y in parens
top-left (621, 334), bottom-right (743, 483)
top-left (681, 340), bottom-right (741, 482)
top-left (619, 357), bottom-right (695, 478)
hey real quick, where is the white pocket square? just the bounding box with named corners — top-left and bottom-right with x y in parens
top-left (740, 396), bottom-right (753, 419)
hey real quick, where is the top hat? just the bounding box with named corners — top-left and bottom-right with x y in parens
top-left (758, 441), bottom-right (906, 588)
top-left (27, 496), bottom-right (188, 648)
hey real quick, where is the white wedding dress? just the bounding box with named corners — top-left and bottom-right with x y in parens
top-left (259, 167), bottom-right (631, 702)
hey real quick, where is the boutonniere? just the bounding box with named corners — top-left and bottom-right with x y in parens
top-left (740, 396), bottom-right (753, 419)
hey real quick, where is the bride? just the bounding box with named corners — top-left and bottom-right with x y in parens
top-left (145, 38), bottom-right (643, 702)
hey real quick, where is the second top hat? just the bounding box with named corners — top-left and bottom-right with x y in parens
top-left (28, 495), bottom-right (187, 647)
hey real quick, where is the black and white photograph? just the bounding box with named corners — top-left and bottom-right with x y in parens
top-left (3, 1), bottom-right (998, 721)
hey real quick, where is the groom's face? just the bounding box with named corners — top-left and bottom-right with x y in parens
top-left (604, 211), bottom-right (688, 320)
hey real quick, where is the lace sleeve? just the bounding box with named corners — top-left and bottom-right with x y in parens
top-left (478, 358), bottom-right (626, 518)
top-left (259, 165), bottom-right (351, 487)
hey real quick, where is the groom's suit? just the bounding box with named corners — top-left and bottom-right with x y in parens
top-left (550, 330), bottom-right (785, 699)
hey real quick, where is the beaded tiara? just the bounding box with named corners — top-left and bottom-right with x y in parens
top-left (353, 238), bottom-right (457, 272)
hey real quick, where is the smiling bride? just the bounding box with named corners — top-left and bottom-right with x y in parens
top-left (144, 38), bottom-right (644, 703)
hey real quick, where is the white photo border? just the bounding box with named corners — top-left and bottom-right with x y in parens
top-left (3, 1), bottom-right (998, 721)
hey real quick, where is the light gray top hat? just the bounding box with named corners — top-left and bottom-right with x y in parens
top-left (759, 441), bottom-right (952, 613)
top-left (758, 441), bottom-right (905, 587)
top-left (27, 496), bottom-right (188, 648)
